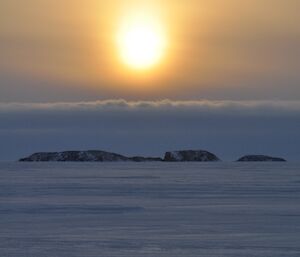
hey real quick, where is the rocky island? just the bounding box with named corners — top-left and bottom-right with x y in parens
top-left (237, 155), bottom-right (286, 162)
top-left (164, 150), bottom-right (220, 162)
top-left (19, 149), bottom-right (221, 162)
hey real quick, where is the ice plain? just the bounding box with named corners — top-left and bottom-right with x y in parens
top-left (0, 161), bottom-right (300, 257)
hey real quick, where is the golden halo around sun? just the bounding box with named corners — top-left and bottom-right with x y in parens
top-left (117, 14), bottom-right (167, 70)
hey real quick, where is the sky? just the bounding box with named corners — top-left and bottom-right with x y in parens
top-left (0, 0), bottom-right (299, 160)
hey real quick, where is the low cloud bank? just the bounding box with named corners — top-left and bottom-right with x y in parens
top-left (1, 99), bottom-right (300, 114)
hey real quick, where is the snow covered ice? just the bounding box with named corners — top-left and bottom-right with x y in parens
top-left (0, 162), bottom-right (300, 257)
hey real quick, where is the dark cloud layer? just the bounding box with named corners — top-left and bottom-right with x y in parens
top-left (0, 100), bottom-right (299, 161)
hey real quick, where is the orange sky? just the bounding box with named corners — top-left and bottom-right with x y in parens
top-left (1, 0), bottom-right (300, 101)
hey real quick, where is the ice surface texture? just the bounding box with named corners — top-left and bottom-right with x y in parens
top-left (0, 162), bottom-right (300, 257)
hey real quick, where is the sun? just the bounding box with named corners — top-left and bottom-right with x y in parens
top-left (117, 16), bottom-right (166, 70)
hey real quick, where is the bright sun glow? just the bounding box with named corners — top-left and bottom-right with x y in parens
top-left (117, 15), bottom-right (166, 70)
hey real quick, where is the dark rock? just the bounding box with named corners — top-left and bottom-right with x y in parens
top-left (164, 150), bottom-right (220, 162)
top-left (237, 155), bottom-right (287, 162)
top-left (19, 151), bottom-right (128, 162)
top-left (129, 156), bottom-right (163, 162)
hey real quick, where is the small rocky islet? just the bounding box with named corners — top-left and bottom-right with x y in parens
top-left (19, 150), bottom-right (286, 162)
top-left (236, 155), bottom-right (287, 162)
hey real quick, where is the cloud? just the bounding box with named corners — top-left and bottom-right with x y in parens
top-left (1, 99), bottom-right (300, 113)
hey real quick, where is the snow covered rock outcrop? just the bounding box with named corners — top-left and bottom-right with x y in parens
top-left (19, 151), bottom-right (162, 162)
top-left (164, 150), bottom-right (220, 162)
top-left (237, 155), bottom-right (286, 162)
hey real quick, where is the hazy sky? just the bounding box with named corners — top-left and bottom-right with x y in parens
top-left (1, 100), bottom-right (299, 161)
top-left (1, 0), bottom-right (300, 101)
top-left (0, 1), bottom-right (299, 160)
